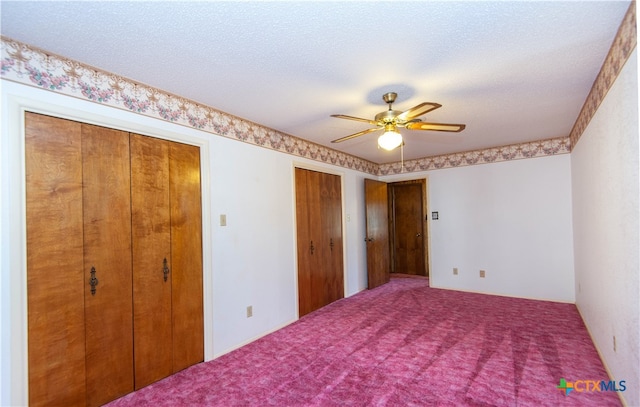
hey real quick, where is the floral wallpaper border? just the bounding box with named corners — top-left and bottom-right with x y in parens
top-left (378, 137), bottom-right (570, 175)
top-left (569, 1), bottom-right (637, 149)
top-left (1, 0), bottom-right (635, 177)
top-left (0, 37), bottom-right (378, 174)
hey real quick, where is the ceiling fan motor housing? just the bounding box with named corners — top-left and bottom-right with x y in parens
top-left (378, 92), bottom-right (401, 124)
top-left (375, 109), bottom-right (403, 123)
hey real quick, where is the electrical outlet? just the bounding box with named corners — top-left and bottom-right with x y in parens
top-left (246, 305), bottom-right (253, 318)
top-left (479, 270), bottom-right (486, 278)
top-left (453, 267), bottom-right (458, 275)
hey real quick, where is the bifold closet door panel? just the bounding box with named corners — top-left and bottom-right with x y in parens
top-left (313, 171), bottom-right (332, 311)
top-left (82, 124), bottom-right (134, 406)
top-left (130, 133), bottom-right (173, 389)
top-left (295, 168), bottom-right (311, 316)
top-left (306, 170), bottom-right (325, 313)
top-left (297, 168), bottom-right (327, 316)
top-left (295, 168), bottom-right (344, 317)
top-left (25, 112), bottom-right (87, 406)
top-left (169, 141), bottom-right (204, 372)
top-left (321, 172), bottom-right (344, 306)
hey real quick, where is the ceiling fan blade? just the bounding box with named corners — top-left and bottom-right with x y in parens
top-left (331, 114), bottom-right (379, 125)
top-left (397, 102), bottom-right (442, 121)
top-left (405, 121), bottom-right (466, 132)
top-left (331, 127), bottom-right (382, 143)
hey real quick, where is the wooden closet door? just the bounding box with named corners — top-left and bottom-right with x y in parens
top-left (25, 112), bottom-right (86, 406)
top-left (306, 170), bottom-right (325, 313)
top-left (169, 141), bottom-right (204, 372)
top-left (295, 167), bottom-right (313, 316)
top-left (295, 168), bottom-right (343, 317)
top-left (82, 124), bottom-right (134, 406)
top-left (295, 168), bottom-right (326, 316)
top-left (320, 172), bottom-right (344, 306)
top-left (130, 133), bottom-right (173, 389)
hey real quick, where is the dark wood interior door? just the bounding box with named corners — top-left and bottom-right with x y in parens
top-left (390, 183), bottom-right (426, 276)
top-left (364, 179), bottom-right (390, 289)
top-left (130, 133), bottom-right (173, 389)
top-left (25, 113), bottom-right (87, 407)
top-left (169, 141), bottom-right (204, 372)
top-left (82, 124), bottom-right (134, 406)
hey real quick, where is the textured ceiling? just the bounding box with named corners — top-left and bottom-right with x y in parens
top-left (0, 1), bottom-right (632, 164)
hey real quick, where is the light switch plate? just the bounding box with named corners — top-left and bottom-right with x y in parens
top-left (220, 214), bottom-right (227, 226)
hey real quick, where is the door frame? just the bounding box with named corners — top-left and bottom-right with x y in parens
top-left (291, 162), bottom-right (348, 319)
top-left (388, 179), bottom-right (429, 276)
top-left (2, 85), bottom-right (214, 405)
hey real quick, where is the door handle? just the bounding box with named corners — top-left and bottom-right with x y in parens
top-left (163, 258), bottom-right (170, 282)
top-left (416, 233), bottom-right (422, 237)
top-left (89, 266), bottom-right (99, 296)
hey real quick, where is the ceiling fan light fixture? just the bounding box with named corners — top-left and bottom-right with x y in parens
top-left (378, 125), bottom-right (403, 151)
top-left (330, 91), bottom-right (465, 148)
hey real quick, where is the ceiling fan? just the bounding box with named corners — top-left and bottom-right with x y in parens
top-left (331, 92), bottom-right (466, 150)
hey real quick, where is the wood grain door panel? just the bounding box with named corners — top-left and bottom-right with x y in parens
top-left (319, 171), bottom-right (331, 308)
top-left (82, 124), bottom-right (135, 406)
top-left (321, 172), bottom-right (344, 305)
top-left (297, 168), bottom-right (324, 316)
top-left (169, 141), bottom-right (204, 372)
top-left (364, 179), bottom-right (390, 289)
top-left (26, 114), bottom-right (204, 404)
top-left (25, 112), bottom-right (87, 406)
top-left (295, 168), bottom-right (313, 316)
top-left (391, 183), bottom-right (426, 276)
top-left (130, 133), bottom-right (173, 389)
top-left (295, 168), bottom-right (344, 316)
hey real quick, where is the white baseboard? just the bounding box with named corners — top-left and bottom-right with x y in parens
top-left (211, 318), bottom-right (298, 360)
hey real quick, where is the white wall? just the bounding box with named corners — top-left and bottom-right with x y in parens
top-left (382, 154), bottom-right (575, 302)
top-left (0, 81), bottom-right (370, 405)
top-left (571, 49), bottom-right (639, 407)
top-left (210, 138), bottom-right (370, 355)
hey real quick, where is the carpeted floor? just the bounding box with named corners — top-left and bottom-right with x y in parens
top-left (107, 277), bottom-right (621, 406)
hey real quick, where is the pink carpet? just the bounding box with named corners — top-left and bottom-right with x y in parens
top-left (107, 277), bottom-right (622, 406)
